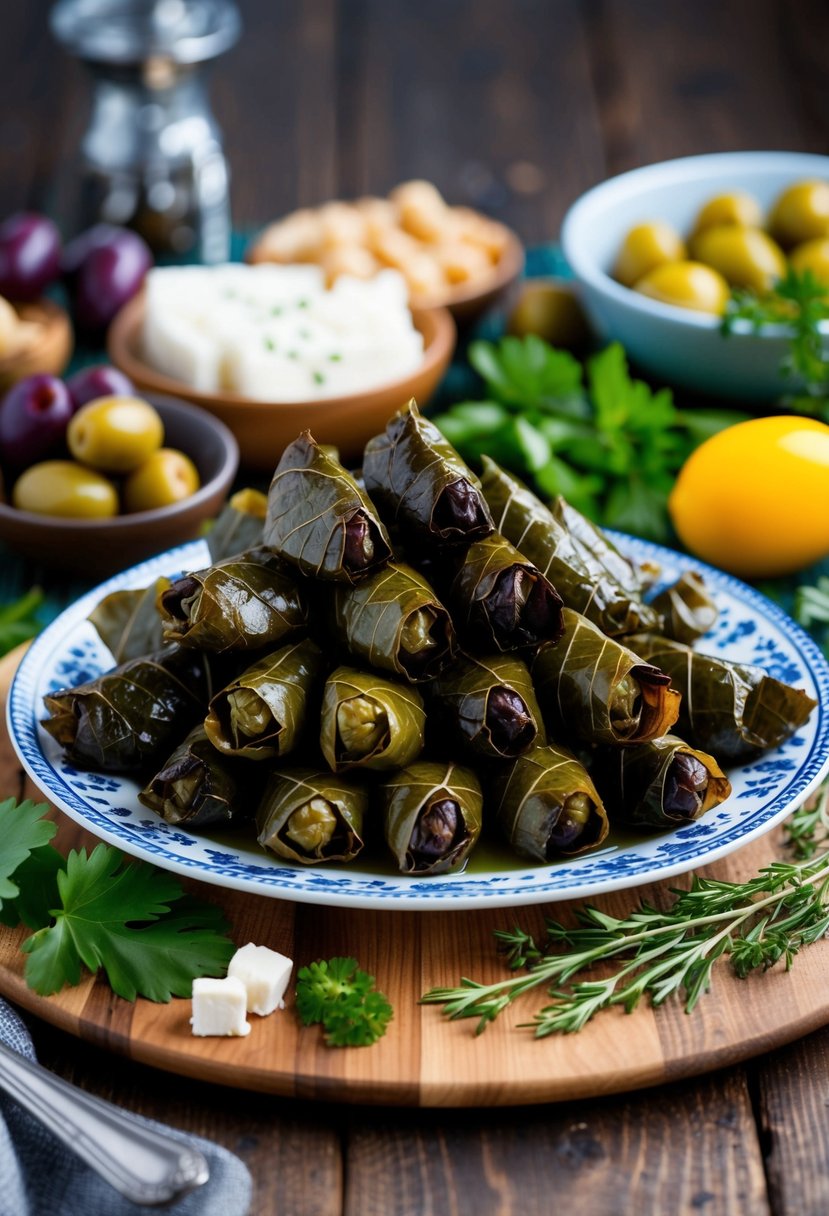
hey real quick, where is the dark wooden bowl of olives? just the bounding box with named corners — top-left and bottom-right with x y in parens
top-left (0, 387), bottom-right (239, 577)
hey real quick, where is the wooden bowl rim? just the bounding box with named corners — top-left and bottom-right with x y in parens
top-left (107, 291), bottom-right (457, 412)
top-left (0, 392), bottom-right (239, 533)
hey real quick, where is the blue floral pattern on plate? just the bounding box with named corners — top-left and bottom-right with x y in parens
top-left (7, 536), bottom-right (829, 911)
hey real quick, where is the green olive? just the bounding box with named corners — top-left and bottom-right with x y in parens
top-left (507, 280), bottom-right (590, 348)
top-left (692, 191), bottom-right (762, 236)
top-left (689, 225), bottom-right (786, 292)
top-left (12, 460), bottom-right (118, 518)
top-left (614, 221), bottom-right (686, 288)
top-left (769, 180), bottom-right (829, 248)
top-left (634, 261), bottom-right (730, 314)
top-left (789, 238), bottom-right (829, 287)
top-left (123, 448), bottom-right (200, 512)
top-left (67, 396), bottom-right (164, 474)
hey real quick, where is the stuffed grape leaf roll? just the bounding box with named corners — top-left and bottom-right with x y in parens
top-left (87, 577), bottom-right (169, 663)
top-left (626, 634), bottom-right (817, 760)
top-left (204, 638), bottom-right (323, 759)
top-left (532, 608), bottom-right (681, 746)
top-left (42, 647), bottom-right (211, 772)
top-left (430, 652), bottom-right (544, 759)
top-left (647, 572), bottom-right (718, 645)
top-left (590, 735), bottom-right (731, 829)
top-left (443, 532), bottom-right (564, 652)
top-left (256, 769), bottom-right (367, 864)
top-left (378, 761), bottom-right (483, 875)
top-left (158, 547), bottom-right (308, 652)
top-left (363, 399), bottom-right (494, 545)
top-left (330, 561), bottom-right (454, 681)
top-left (481, 457), bottom-right (661, 636)
top-left (139, 725), bottom-right (255, 827)
top-left (320, 666), bottom-right (426, 772)
top-left (493, 742), bottom-right (608, 860)
top-left (264, 432), bottom-right (392, 582)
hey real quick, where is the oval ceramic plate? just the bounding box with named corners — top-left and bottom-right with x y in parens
top-left (8, 538), bottom-right (829, 910)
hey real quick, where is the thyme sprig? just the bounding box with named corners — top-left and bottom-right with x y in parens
top-left (422, 792), bottom-right (829, 1036)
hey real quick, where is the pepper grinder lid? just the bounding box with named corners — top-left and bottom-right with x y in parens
top-left (51, 0), bottom-right (241, 65)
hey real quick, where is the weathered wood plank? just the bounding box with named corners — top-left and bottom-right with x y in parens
top-left (343, 1070), bottom-right (769, 1216)
top-left (756, 1026), bottom-right (829, 1216)
top-left (585, 0), bottom-right (828, 177)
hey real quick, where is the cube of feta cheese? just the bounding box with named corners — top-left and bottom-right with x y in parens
top-left (228, 942), bottom-right (293, 1016)
top-left (191, 976), bottom-right (251, 1037)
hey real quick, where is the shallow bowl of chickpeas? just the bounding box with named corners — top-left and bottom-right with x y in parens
top-left (0, 391), bottom-right (239, 577)
top-left (561, 151), bottom-right (829, 400)
top-left (248, 180), bottom-right (525, 324)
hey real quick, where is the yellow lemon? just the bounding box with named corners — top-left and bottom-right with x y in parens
top-left (668, 416), bottom-right (829, 578)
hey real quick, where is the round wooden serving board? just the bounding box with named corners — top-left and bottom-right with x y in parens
top-left (1, 645), bottom-right (828, 1107)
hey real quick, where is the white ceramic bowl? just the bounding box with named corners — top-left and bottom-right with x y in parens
top-left (561, 151), bottom-right (829, 400)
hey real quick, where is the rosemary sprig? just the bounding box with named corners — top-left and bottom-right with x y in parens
top-left (422, 792), bottom-right (829, 1036)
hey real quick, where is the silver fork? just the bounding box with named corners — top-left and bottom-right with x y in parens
top-left (0, 1039), bottom-right (209, 1207)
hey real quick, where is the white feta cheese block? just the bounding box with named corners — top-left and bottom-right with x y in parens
top-left (191, 976), bottom-right (251, 1037)
top-left (228, 942), bottom-right (294, 1016)
top-left (142, 263), bottom-right (423, 401)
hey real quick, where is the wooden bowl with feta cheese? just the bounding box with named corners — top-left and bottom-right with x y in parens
top-left (107, 286), bottom-right (456, 472)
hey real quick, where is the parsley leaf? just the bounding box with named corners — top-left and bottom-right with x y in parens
top-left (433, 336), bottom-right (744, 540)
top-left (21, 844), bottom-right (235, 1002)
top-left (0, 798), bottom-right (56, 907)
top-left (723, 268), bottom-right (829, 416)
top-left (295, 956), bottom-right (393, 1047)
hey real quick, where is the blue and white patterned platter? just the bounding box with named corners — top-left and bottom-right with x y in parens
top-left (8, 537), bottom-right (829, 911)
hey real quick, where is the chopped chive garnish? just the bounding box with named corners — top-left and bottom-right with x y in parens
top-left (287, 350), bottom-right (299, 360)
top-left (297, 298), bottom-right (309, 309)
top-left (264, 336), bottom-right (276, 352)
top-left (271, 305), bottom-right (283, 316)
top-left (313, 371), bottom-right (326, 385)
top-left (329, 353), bottom-right (342, 362)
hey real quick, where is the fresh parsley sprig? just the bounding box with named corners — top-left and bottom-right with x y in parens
top-left (722, 268), bottom-right (829, 416)
top-left (422, 793), bottom-right (829, 1036)
top-left (0, 797), bottom-right (235, 1001)
top-left (431, 336), bottom-right (744, 542)
top-left (295, 957), bottom-right (393, 1047)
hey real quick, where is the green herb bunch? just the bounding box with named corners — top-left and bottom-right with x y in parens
top-left (722, 268), bottom-right (829, 418)
top-left (295, 956), bottom-right (393, 1046)
top-left (430, 336), bottom-right (744, 542)
top-left (0, 798), bottom-right (235, 1001)
top-left (422, 790), bottom-right (829, 1036)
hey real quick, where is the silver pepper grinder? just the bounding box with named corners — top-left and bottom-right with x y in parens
top-left (51, 0), bottom-right (241, 263)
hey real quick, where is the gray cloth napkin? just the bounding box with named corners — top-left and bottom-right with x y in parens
top-left (0, 999), bottom-right (252, 1216)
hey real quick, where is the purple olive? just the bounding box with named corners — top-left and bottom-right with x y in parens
top-left (0, 213), bottom-right (61, 301)
top-left (66, 364), bottom-right (134, 410)
top-left (0, 374), bottom-right (74, 470)
top-left (62, 224), bottom-right (152, 336)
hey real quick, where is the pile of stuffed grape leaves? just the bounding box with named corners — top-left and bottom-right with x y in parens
top-left (45, 400), bottom-right (818, 877)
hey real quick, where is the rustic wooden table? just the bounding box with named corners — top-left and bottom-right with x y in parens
top-left (2, 1), bottom-right (829, 1212)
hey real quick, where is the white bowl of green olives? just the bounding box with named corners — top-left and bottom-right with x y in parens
top-left (0, 383), bottom-right (239, 577)
top-left (561, 150), bottom-right (829, 400)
